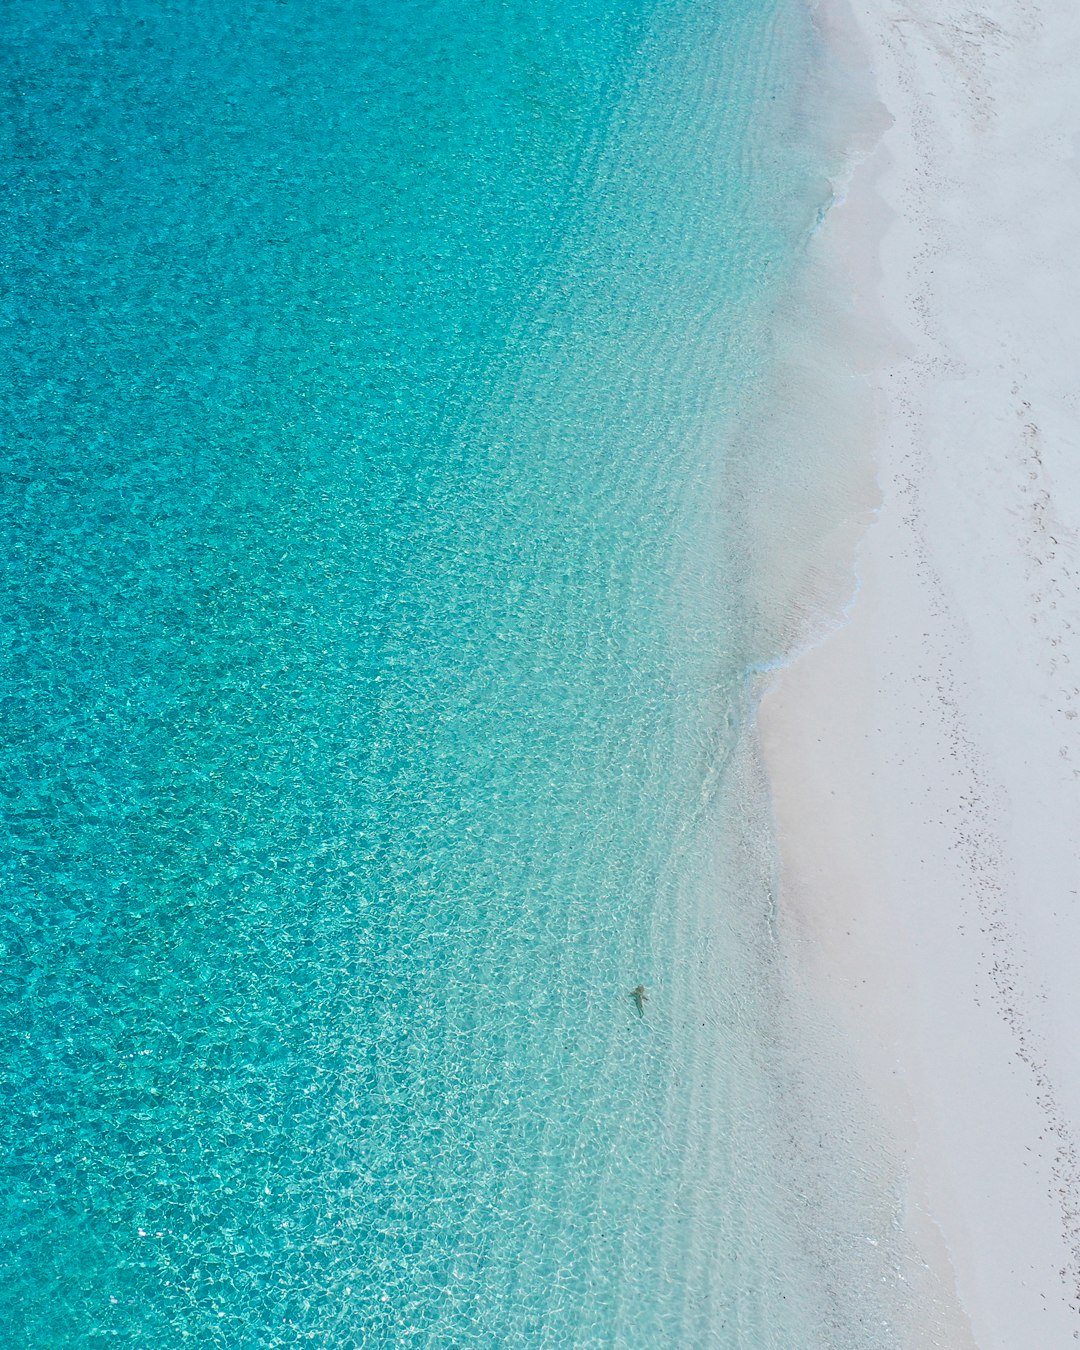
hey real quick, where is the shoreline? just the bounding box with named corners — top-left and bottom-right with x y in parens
top-left (762, 0), bottom-right (1080, 1344)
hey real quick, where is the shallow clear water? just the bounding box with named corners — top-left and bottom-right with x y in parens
top-left (1, 0), bottom-right (891, 1345)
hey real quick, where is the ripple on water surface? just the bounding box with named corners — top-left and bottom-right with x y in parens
top-left (2, 0), bottom-right (897, 1344)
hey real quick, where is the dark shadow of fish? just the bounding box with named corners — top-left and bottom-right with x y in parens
top-left (629, 984), bottom-right (648, 1018)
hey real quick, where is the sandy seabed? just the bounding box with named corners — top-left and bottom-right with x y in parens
top-left (762, 1), bottom-right (1080, 1345)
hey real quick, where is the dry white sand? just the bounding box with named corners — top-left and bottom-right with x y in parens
top-left (762, 1), bottom-right (1080, 1344)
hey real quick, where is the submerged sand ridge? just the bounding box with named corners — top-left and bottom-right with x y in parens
top-left (764, 0), bottom-right (1080, 1345)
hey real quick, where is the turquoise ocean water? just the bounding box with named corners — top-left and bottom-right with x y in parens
top-left (1, 0), bottom-right (901, 1345)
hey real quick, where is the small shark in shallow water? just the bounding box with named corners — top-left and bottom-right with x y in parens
top-left (630, 984), bottom-right (647, 1018)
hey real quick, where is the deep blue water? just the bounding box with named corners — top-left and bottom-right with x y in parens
top-left (0, 0), bottom-right (876, 1344)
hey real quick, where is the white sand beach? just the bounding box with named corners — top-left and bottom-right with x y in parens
top-left (762, 1), bottom-right (1080, 1344)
